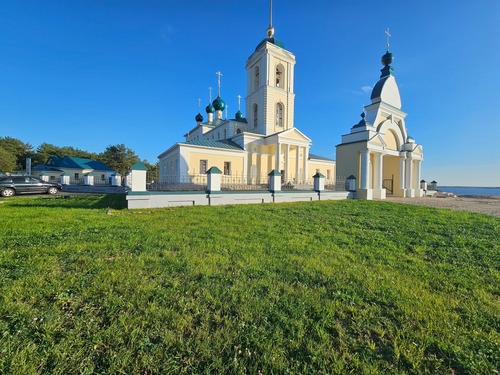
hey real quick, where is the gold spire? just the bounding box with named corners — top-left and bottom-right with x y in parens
top-left (266, 0), bottom-right (274, 37)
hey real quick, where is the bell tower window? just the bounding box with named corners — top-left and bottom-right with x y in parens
top-left (253, 104), bottom-right (258, 128)
top-left (275, 64), bottom-right (285, 88)
top-left (276, 102), bottom-right (284, 127)
top-left (254, 66), bottom-right (260, 91)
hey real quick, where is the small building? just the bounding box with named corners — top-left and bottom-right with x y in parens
top-left (33, 156), bottom-right (117, 184)
top-left (336, 48), bottom-right (424, 199)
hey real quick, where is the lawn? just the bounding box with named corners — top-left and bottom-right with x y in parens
top-left (0, 195), bottom-right (498, 374)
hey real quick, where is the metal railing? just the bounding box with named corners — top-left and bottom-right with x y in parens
top-left (221, 174), bottom-right (269, 191)
top-left (148, 174), bottom-right (348, 193)
top-left (148, 175), bottom-right (207, 191)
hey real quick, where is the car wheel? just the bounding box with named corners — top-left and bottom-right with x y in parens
top-left (47, 187), bottom-right (59, 195)
top-left (1, 188), bottom-right (15, 197)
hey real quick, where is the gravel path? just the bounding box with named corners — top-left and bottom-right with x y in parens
top-left (384, 195), bottom-right (500, 217)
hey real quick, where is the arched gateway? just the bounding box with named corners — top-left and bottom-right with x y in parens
top-left (336, 48), bottom-right (424, 199)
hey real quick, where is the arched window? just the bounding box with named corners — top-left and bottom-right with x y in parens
top-left (236, 129), bottom-right (241, 134)
top-left (276, 102), bottom-right (284, 127)
top-left (254, 66), bottom-right (260, 90)
top-left (223, 129), bottom-right (227, 138)
top-left (217, 132), bottom-right (220, 140)
top-left (276, 64), bottom-right (285, 88)
top-left (253, 104), bottom-right (258, 128)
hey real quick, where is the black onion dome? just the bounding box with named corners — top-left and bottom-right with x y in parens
top-left (381, 51), bottom-right (394, 66)
top-left (195, 112), bottom-right (203, 122)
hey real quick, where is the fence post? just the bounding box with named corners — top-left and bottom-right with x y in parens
top-left (346, 175), bottom-right (357, 192)
top-left (111, 173), bottom-right (121, 186)
top-left (129, 162), bottom-right (148, 192)
top-left (84, 173), bottom-right (94, 186)
top-left (206, 166), bottom-right (222, 193)
top-left (313, 172), bottom-right (325, 192)
top-left (60, 173), bottom-right (70, 185)
top-left (268, 170), bottom-right (282, 192)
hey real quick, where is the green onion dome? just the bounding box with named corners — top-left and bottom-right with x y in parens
top-left (235, 110), bottom-right (244, 119)
top-left (212, 96), bottom-right (226, 111)
top-left (195, 112), bottom-right (203, 122)
top-left (205, 103), bottom-right (215, 114)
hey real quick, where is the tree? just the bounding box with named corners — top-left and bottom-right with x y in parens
top-left (0, 137), bottom-right (34, 171)
top-left (34, 143), bottom-right (99, 165)
top-left (99, 144), bottom-right (140, 177)
top-left (142, 159), bottom-right (159, 183)
top-left (0, 147), bottom-right (16, 173)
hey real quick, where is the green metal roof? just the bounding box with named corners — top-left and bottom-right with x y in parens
top-left (181, 139), bottom-right (244, 151)
top-left (309, 153), bottom-right (335, 162)
top-left (255, 37), bottom-right (285, 51)
top-left (44, 156), bottom-right (116, 171)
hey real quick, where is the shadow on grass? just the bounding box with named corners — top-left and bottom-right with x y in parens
top-left (3, 194), bottom-right (127, 210)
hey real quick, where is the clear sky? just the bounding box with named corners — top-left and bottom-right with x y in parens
top-left (1, 0), bottom-right (499, 186)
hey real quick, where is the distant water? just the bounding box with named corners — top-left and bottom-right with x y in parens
top-left (439, 186), bottom-right (500, 197)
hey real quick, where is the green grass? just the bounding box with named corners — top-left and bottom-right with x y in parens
top-left (0, 195), bottom-right (499, 374)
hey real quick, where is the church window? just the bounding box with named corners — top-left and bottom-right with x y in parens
top-left (253, 104), bottom-right (258, 127)
top-left (276, 64), bottom-right (285, 88)
top-left (276, 102), bottom-right (284, 127)
top-left (224, 162), bottom-right (231, 176)
top-left (327, 170), bottom-right (331, 180)
top-left (217, 132), bottom-right (220, 140)
top-left (199, 160), bottom-right (208, 174)
top-left (254, 66), bottom-right (260, 90)
top-left (236, 129), bottom-right (241, 134)
top-left (223, 129), bottom-right (227, 138)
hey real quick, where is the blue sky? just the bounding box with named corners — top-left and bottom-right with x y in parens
top-left (1, 0), bottom-right (499, 186)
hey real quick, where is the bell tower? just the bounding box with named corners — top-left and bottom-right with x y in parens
top-left (245, 0), bottom-right (296, 136)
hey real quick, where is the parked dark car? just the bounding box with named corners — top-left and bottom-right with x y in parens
top-left (0, 176), bottom-right (62, 197)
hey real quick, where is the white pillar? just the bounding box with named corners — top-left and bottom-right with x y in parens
top-left (405, 156), bottom-right (414, 197)
top-left (360, 150), bottom-right (371, 190)
top-left (303, 147), bottom-right (309, 182)
top-left (295, 146), bottom-right (300, 182)
top-left (285, 144), bottom-right (290, 181)
top-left (373, 153), bottom-right (383, 190)
top-left (399, 154), bottom-right (406, 189)
top-left (275, 143), bottom-right (281, 172)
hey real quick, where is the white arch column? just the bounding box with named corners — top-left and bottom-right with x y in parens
top-left (373, 152), bottom-right (386, 199)
top-left (285, 144), bottom-right (290, 181)
top-left (303, 147), bottom-right (309, 182)
top-left (405, 154), bottom-right (415, 197)
top-left (295, 146), bottom-right (300, 182)
top-left (399, 152), bottom-right (406, 190)
top-left (358, 150), bottom-right (373, 200)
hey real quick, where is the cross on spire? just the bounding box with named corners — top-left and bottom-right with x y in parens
top-left (198, 98), bottom-right (201, 109)
top-left (237, 95), bottom-right (242, 111)
top-left (208, 86), bottom-right (213, 102)
top-left (385, 28), bottom-right (391, 52)
top-left (215, 71), bottom-right (223, 96)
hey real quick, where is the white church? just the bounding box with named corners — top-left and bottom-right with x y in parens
top-left (158, 2), bottom-right (424, 199)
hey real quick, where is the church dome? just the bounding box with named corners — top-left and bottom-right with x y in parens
top-left (205, 103), bottom-right (215, 114)
top-left (235, 110), bottom-right (244, 119)
top-left (195, 112), bottom-right (203, 122)
top-left (212, 96), bottom-right (226, 111)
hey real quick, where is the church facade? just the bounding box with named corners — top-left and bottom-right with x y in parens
top-left (336, 49), bottom-right (424, 199)
top-left (158, 17), bottom-right (335, 187)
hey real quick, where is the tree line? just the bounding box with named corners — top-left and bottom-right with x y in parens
top-left (0, 136), bottom-right (158, 178)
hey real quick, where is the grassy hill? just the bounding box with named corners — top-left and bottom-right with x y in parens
top-left (0, 195), bottom-right (498, 374)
